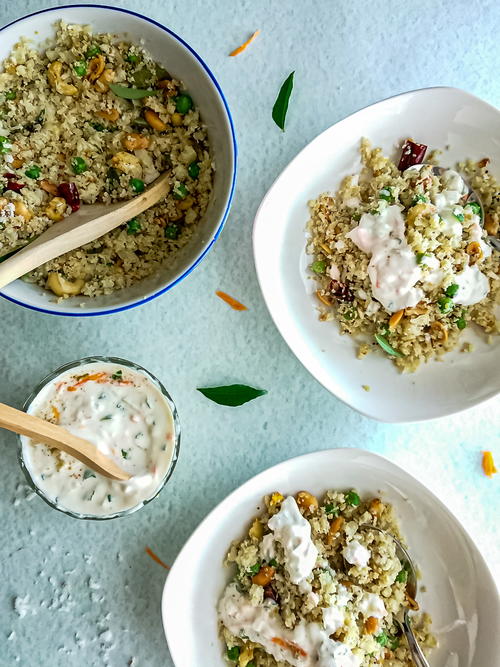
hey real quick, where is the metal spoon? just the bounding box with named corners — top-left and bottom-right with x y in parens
top-left (360, 524), bottom-right (430, 667)
top-left (409, 163), bottom-right (500, 252)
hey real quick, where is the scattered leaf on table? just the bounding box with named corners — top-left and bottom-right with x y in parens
top-left (197, 384), bottom-right (267, 407)
top-left (216, 290), bottom-right (248, 311)
top-left (229, 30), bottom-right (261, 56)
top-left (374, 333), bottom-right (404, 358)
top-left (109, 83), bottom-right (159, 100)
top-left (482, 451), bottom-right (497, 478)
top-left (145, 546), bottom-right (170, 570)
top-left (272, 71), bottom-right (294, 131)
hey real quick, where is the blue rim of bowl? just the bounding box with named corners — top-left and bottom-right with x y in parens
top-left (0, 4), bottom-right (238, 317)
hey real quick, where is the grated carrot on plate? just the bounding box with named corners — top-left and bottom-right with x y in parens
top-left (145, 546), bottom-right (170, 570)
top-left (272, 637), bottom-right (307, 657)
top-left (229, 30), bottom-right (260, 56)
top-left (216, 290), bottom-right (247, 311)
top-left (482, 451), bottom-right (497, 478)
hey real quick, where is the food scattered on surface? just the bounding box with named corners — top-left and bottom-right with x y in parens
top-left (197, 384), bottom-right (268, 407)
top-left (219, 490), bottom-right (435, 666)
top-left (229, 30), bottom-right (261, 57)
top-left (0, 22), bottom-right (213, 299)
top-left (272, 72), bottom-right (294, 131)
top-left (145, 546), bottom-right (170, 570)
top-left (482, 451), bottom-right (497, 478)
top-left (216, 290), bottom-right (248, 311)
top-left (21, 361), bottom-right (176, 517)
top-left (307, 138), bottom-right (499, 371)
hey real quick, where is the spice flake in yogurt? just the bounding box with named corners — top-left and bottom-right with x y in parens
top-left (21, 361), bottom-right (177, 517)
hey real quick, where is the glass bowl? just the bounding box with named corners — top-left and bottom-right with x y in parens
top-left (17, 356), bottom-right (181, 520)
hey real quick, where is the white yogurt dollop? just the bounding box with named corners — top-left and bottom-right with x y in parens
top-left (21, 362), bottom-right (176, 517)
top-left (359, 593), bottom-right (387, 619)
top-left (346, 205), bottom-right (423, 312)
top-left (452, 264), bottom-right (490, 306)
top-left (342, 539), bottom-right (371, 567)
top-left (218, 584), bottom-right (360, 667)
top-left (267, 496), bottom-right (318, 585)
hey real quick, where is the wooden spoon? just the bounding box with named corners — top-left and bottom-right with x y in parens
top-left (0, 172), bottom-right (170, 289)
top-left (0, 402), bottom-right (130, 481)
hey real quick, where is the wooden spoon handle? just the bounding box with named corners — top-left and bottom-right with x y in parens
top-left (0, 172), bottom-right (170, 290)
top-left (0, 402), bottom-right (130, 481)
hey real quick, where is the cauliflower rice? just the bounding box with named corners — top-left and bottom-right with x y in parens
top-left (307, 139), bottom-right (499, 372)
top-left (0, 22), bottom-right (213, 298)
top-left (219, 490), bottom-right (435, 667)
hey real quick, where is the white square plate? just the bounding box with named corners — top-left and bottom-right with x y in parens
top-left (162, 448), bottom-right (500, 667)
top-left (252, 87), bottom-right (500, 422)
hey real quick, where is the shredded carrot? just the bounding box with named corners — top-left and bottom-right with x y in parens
top-left (215, 290), bottom-right (248, 311)
top-left (271, 637), bottom-right (307, 657)
top-left (51, 405), bottom-right (60, 422)
top-left (229, 30), bottom-right (260, 57)
top-left (482, 451), bottom-right (498, 478)
top-left (67, 372), bottom-right (108, 391)
top-left (145, 546), bottom-right (170, 570)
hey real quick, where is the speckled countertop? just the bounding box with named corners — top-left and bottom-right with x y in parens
top-left (0, 1), bottom-right (498, 665)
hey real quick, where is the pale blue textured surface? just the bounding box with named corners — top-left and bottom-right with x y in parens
top-left (0, 1), bottom-right (499, 665)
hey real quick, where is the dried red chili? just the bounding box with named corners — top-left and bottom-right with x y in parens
top-left (3, 172), bottom-right (24, 192)
top-left (58, 182), bottom-right (81, 212)
top-left (264, 584), bottom-right (279, 603)
top-left (329, 279), bottom-right (354, 303)
top-left (397, 139), bottom-right (427, 171)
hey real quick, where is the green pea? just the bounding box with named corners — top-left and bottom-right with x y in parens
top-left (126, 218), bottom-right (141, 235)
top-left (174, 94), bottom-right (193, 114)
top-left (456, 317), bottom-right (467, 330)
top-left (465, 201), bottom-right (482, 219)
top-left (249, 562), bottom-right (261, 575)
top-left (0, 136), bottom-right (12, 154)
top-left (25, 165), bottom-right (41, 179)
top-left (411, 194), bottom-right (428, 206)
top-left (73, 60), bottom-right (87, 77)
top-left (444, 283), bottom-right (459, 298)
top-left (379, 187), bottom-right (394, 203)
top-left (246, 662), bottom-right (256, 667)
top-left (395, 568), bottom-right (408, 583)
top-left (389, 637), bottom-right (400, 650)
top-left (226, 646), bottom-right (240, 661)
top-left (311, 260), bottom-right (326, 274)
top-left (438, 296), bottom-right (454, 314)
top-left (452, 208), bottom-right (464, 222)
top-left (130, 178), bottom-right (145, 193)
top-left (345, 490), bottom-right (360, 506)
top-left (164, 225), bottom-right (180, 240)
top-left (268, 558), bottom-right (278, 568)
top-left (325, 504), bottom-right (339, 516)
top-left (85, 45), bottom-right (102, 59)
top-left (172, 183), bottom-right (188, 199)
top-left (375, 632), bottom-right (388, 646)
top-left (187, 161), bottom-right (200, 179)
top-left (71, 156), bottom-right (88, 174)
top-left (125, 51), bottom-right (140, 64)
top-left (5, 90), bottom-right (16, 101)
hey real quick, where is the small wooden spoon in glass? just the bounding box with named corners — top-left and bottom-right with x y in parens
top-left (0, 172), bottom-right (170, 289)
top-left (0, 402), bottom-right (130, 481)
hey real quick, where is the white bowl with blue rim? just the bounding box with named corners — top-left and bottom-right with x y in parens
top-left (0, 4), bottom-right (237, 316)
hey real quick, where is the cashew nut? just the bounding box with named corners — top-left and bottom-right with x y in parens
top-left (111, 151), bottom-right (142, 178)
top-left (45, 196), bottom-right (67, 221)
top-left (46, 273), bottom-right (85, 297)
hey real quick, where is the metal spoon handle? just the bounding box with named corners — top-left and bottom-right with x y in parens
top-left (398, 613), bottom-right (431, 667)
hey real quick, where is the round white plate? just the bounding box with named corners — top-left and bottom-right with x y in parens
top-left (252, 87), bottom-right (500, 422)
top-left (162, 448), bottom-right (500, 667)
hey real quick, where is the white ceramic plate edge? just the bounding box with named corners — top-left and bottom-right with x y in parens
top-left (252, 86), bottom-right (500, 423)
top-left (162, 447), bottom-right (500, 666)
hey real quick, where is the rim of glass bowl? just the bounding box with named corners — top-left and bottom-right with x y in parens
top-left (17, 356), bottom-right (181, 520)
